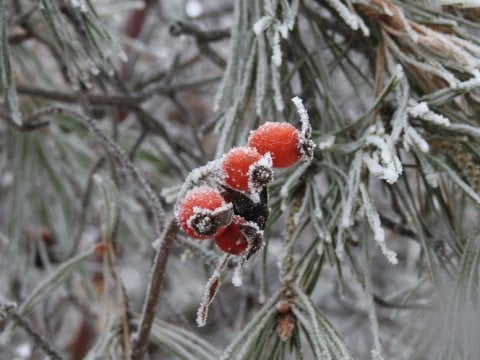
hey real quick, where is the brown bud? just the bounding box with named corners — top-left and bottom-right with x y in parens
top-left (276, 311), bottom-right (295, 342)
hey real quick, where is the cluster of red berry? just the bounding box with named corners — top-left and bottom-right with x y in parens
top-left (175, 121), bottom-right (314, 258)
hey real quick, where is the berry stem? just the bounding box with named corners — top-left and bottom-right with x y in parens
top-left (130, 218), bottom-right (179, 360)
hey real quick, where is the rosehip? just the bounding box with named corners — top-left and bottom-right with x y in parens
top-left (221, 146), bottom-right (273, 192)
top-left (177, 186), bottom-right (232, 239)
top-left (214, 216), bottom-right (248, 255)
top-left (248, 122), bottom-right (301, 168)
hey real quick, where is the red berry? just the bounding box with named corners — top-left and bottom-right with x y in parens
top-left (177, 186), bottom-right (231, 239)
top-left (222, 147), bottom-right (272, 192)
top-left (214, 216), bottom-right (248, 255)
top-left (248, 122), bottom-right (301, 168)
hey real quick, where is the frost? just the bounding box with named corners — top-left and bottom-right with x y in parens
top-left (454, 70), bottom-right (480, 89)
top-left (277, 22), bottom-right (290, 39)
top-left (404, 126), bottom-right (429, 153)
top-left (317, 241), bottom-right (324, 256)
top-left (324, 0), bottom-right (370, 36)
top-left (365, 135), bottom-right (392, 163)
top-left (426, 172), bottom-right (439, 188)
top-left (271, 29), bottom-right (283, 67)
top-left (363, 155), bottom-right (399, 185)
top-left (318, 135), bottom-right (336, 150)
top-left (253, 16), bottom-right (273, 35)
top-left (232, 265), bottom-right (243, 287)
top-left (340, 152), bottom-right (362, 228)
top-left (360, 184), bottom-right (398, 265)
top-left (238, 221), bottom-right (264, 261)
top-left (174, 160), bottom-right (221, 212)
top-left (364, 135), bottom-right (403, 184)
top-left (292, 96), bottom-right (315, 160)
top-left (71, 0), bottom-right (88, 12)
top-left (408, 102), bottom-right (429, 117)
top-left (408, 101), bottom-right (451, 126)
top-left (247, 153), bottom-right (273, 203)
top-left (292, 96), bottom-right (309, 127)
top-left (186, 202), bottom-right (233, 235)
top-left (271, 60), bottom-right (284, 111)
top-left (336, 229), bottom-right (346, 260)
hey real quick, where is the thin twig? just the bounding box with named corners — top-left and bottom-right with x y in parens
top-left (12, 313), bottom-right (63, 360)
top-left (0, 302), bottom-right (62, 360)
top-left (169, 21), bottom-right (230, 42)
top-left (16, 76), bottom-right (221, 107)
top-left (70, 158), bottom-right (106, 257)
top-left (130, 218), bottom-right (179, 360)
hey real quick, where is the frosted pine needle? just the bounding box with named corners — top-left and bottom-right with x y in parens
top-left (253, 16), bottom-right (272, 35)
top-left (403, 127), bottom-right (430, 153)
top-left (408, 101), bottom-right (451, 127)
top-left (360, 184), bottom-right (398, 265)
top-left (324, 0), bottom-right (370, 36)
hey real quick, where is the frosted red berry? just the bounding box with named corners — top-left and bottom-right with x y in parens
top-left (222, 146), bottom-right (272, 192)
top-left (248, 122), bottom-right (301, 168)
top-left (214, 216), bottom-right (248, 255)
top-left (177, 186), bottom-right (232, 239)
